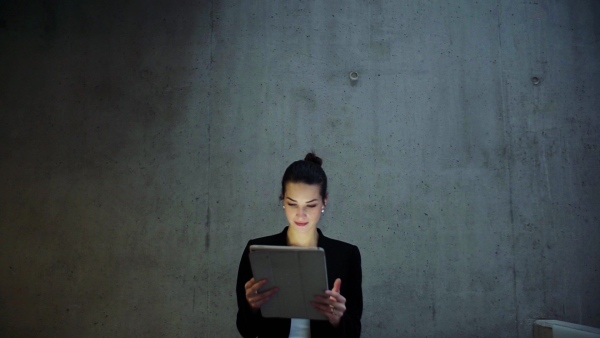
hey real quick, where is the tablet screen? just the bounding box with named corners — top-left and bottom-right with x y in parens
top-left (249, 245), bottom-right (328, 320)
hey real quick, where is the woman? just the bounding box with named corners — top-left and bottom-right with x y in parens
top-left (236, 153), bottom-right (363, 338)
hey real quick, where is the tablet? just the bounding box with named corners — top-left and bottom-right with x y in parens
top-left (249, 245), bottom-right (328, 320)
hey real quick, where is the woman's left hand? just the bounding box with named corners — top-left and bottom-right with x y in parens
top-left (312, 278), bottom-right (346, 327)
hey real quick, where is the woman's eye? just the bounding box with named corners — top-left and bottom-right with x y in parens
top-left (288, 204), bottom-right (297, 207)
top-left (307, 205), bottom-right (317, 208)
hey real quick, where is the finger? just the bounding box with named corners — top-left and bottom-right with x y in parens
top-left (246, 279), bottom-right (264, 305)
top-left (325, 290), bottom-right (346, 304)
top-left (312, 298), bottom-right (346, 311)
top-left (258, 288), bottom-right (278, 301)
top-left (251, 295), bottom-right (269, 309)
top-left (311, 301), bottom-right (333, 313)
top-left (252, 279), bottom-right (268, 293)
top-left (258, 287), bottom-right (279, 299)
top-left (246, 279), bottom-right (267, 297)
top-left (244, 278), bottom-right (256, 290)
top-left (315, 292), bottom-right (346, 306)
top-left (311, 301), bottom-right (344, 320)
top-left (332, 278), bottom-right (342, 293)
top-left (313, 294), bottom-right (335, 306)
top-left (250, 288), bottom-right (279, 309)
top-left (249, 286), bottom-right (278, 304)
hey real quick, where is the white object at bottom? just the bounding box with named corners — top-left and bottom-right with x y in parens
top-left (553, 325), bottom-right (600, 338)
top-left (289, 318), bottom-right (310, 338)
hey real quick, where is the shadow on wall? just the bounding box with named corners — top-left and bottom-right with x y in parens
top-left (0, 0), bottom-right (213, 336)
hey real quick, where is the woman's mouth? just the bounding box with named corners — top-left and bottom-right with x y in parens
top-left (295, 221), bottom-right (308, 226)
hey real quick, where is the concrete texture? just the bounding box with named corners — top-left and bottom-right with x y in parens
top-left (1, 0), bottom-right (598, 337)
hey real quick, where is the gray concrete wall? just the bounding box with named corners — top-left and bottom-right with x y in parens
top-left (1, 0), bottom-right (598, 337)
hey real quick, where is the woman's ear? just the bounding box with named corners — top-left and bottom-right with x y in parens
top-left (323, 195), bottom-right (328, 206)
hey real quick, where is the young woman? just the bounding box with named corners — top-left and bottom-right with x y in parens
top-left (236, 153), bottom-right (363, 338)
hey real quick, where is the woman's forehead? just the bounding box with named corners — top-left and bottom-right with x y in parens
top-left (284, 182), bottom-right (321, 199)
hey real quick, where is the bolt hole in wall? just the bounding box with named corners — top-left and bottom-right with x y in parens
top-left (349, 71), bottom-right (358, 86)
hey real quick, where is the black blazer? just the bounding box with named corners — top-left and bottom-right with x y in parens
top-left (236, 227), bottom-right (363, 338)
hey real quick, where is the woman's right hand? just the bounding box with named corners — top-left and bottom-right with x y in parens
top-left (245, 278), bottom-right (279, 311)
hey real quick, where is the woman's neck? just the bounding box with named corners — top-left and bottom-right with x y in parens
top-left (287, 228), bottom-right (318, 247)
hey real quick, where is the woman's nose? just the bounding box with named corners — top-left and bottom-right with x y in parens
top-left (296, 207), bottom-right (307, 217)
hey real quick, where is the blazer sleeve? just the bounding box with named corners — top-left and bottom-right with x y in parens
top-left (338, 245), bottom-right (363, 337)
top-left (311, 243), bottom-right (363, 338)
top-left (236, 241), bottom-right (264, 338)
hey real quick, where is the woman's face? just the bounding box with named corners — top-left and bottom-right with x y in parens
top-left (283, 182), bottom-right (327, 234)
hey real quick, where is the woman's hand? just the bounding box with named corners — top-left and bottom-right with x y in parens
top-left (312, 278), bottom-right (346, 327)
top-left (244, 277), bottom-right (279, 312)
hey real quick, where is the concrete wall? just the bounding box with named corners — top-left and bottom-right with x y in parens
top-left (1, 0), bottom-right (598, 337)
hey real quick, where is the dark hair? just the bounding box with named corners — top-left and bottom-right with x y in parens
top-left (279, 152), bottom-right (328, 201)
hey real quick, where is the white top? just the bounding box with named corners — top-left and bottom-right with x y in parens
top-left (289, 318), bottom-right (310, 338)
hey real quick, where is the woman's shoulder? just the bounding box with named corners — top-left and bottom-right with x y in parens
top-left (318, 230), bottom-right (360, 253)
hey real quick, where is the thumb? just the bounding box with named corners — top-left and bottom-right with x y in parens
top-left (333, 278), bottom-right (342, 293)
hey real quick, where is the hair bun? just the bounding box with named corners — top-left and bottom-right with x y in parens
top-left (304, 152), bottom-right (323, 166)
